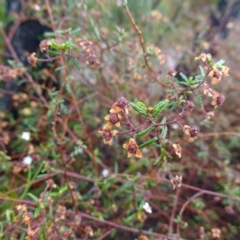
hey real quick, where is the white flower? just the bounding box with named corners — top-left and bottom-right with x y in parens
top-left (101, 169), bottom-right (110, 178)
top-left (77, 147), bottom-right (84, 154)
top-left (33, 4), bottom-right (40, 11)
top-left (171, 124), bottom-right (179, 129)
top-left (22, 156), bottom-right (33, 165)
top-left (143, 202), bottom-right (152, 214)
top-left (21, 132), bottom-right (31, 141)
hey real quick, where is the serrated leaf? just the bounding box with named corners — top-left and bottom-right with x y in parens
top-left (159, 117), bottom-right (168, 139)
top-left (136, 125), bottom-right (154, 138)
top-left (136, 101), bottom-right (147, 110)
top-left (139, 137), bottom-right (157, 149)
top-left (160, 125), bottom-right (168, 139)
top-left (152, 100), bottom-right (169, 118)
top-left (130, 102), bottom-right (148, 116)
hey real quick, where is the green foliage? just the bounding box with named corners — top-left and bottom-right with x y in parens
top-left (130, 101), bottom-right (148, 116)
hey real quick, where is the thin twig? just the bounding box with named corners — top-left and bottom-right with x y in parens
top-left (80, 212), bottom-right (179, 240)
top-left (123, 4), bottom-right (169, 87)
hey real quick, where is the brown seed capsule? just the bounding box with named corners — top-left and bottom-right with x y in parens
top-left (87, 55), bottom-right (97, 65)
top-left (189, 125), bottom-right (198, 138)
top-left (212, 70), bottom-right (221, 79)
top-left (99, 126), bottom-right (118, 145)
top-left (116, 97), bottom-right (128, 109)
top-left (123, 138), bottom-right (142, 158)
top-left (109, 113), bottom-right (119, 125)
top-left (128, 143), bottom-right (138, 154)
top-left (184, 100), bottom-right (195, 111)
top-left (216, 94), bottom-right (225, 106)
top-left (184, 125), bottom-right (199, 142)
top-left (102, 130), bottom-right (112, 141)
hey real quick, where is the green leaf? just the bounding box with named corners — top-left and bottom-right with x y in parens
top-left (5, 210), bottom-right (15, 223)
top-left (70, 58), bottom-right (81, 71)
top-left (63, 82), bottom-right (72, 95)
top-left (152, 99), bottom-right (169, 118)
top-left (160, 117), bottom-right (168, 139)
top-left (179, 72), bottom-right (188, 83)
top-left (199, 65), bottom-right (205, 76)
top-left (174, 80), bottom-right (189, 87)
top-left (94, 27), bottom-right (101, 40)
top-left (70, 27), bottom-right (81, 36)
top-left (215, 59), bottom-right (225, 67)
top-left (153, 156), bottom-right (162, 165)
top-left (34, 206), bottom-right (42, 218)
top-left (136, 125), bottom-right (154, 138)
top-left (60, 102), bottom-right (68, 114)
top-left (139, 137), bottom-right (157, 149)
top-left (130, 102), bottom-right (148, 116)
top-left (54, 66), bottom-right (66, 72)
top-left (136, 101), bottom-right (147, 110)
top-left (0, 222), bottom-right (3, 237)
top-left (197, 91), bottom-right (203, 107)
top-left (27, 193), bottom-right (39, 202)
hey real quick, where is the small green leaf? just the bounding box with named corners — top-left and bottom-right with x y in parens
top-left (153, 156), bottom-right (162, 165)
top-left (54, 66), bottom-right (66, 72)
top-left (181, 221), bottom-right (188, 229)
top-left (160, 126), bottom-right (168, 139)
top-left (197, 91), bottom-right (203, 107)
top-left (130, 102), bottom-right (148, 116)
top-left (63, 82), bottom-right (72, 95)
top-left (0, 222), bottom-right (3, 236)
top-left (27, 193), bottom-right (39, 202)
top-left (179, 72), bottom-right (188, 83)
top-left (136, 125), bottom-right (154, 138)
top-left (215, 59), bottom-right (225, 67)
top-left (139, 137), bottom-right (157, 149)
top-left (160, 117), bottom-right (168, 139)
top-left (34, 206), bottom-right (41, 218)
top-left (152, 100), bottom-right (169, 119)
top-left (94, 28), bottom-right (101, 40)
top-left (70, 58), bottom-right (81, 71)
top-left (5, 210), bottom-right (15, 223)
top-left (60, 102), bottom-right (68, 114)
top-left (136, 101), bottom-right (147, 110)
top-left (70, 27), bottom-right (81, 35)
top-left (199, 65), bottom-right (205, 76)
